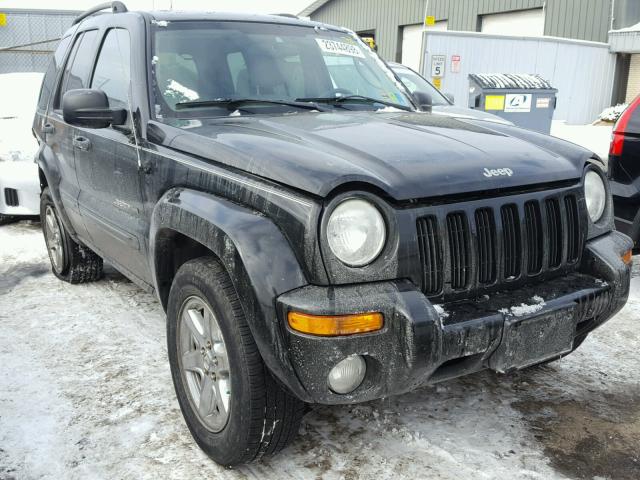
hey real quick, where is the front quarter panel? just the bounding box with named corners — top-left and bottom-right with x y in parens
top-left (150, 188), bottom-right (311, 400)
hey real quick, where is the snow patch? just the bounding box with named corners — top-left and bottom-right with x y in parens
top-left (164, 79), bottom-right (199, 102)
top-left (599, 103), bottom-right (628, 123)
top-left (376, 105), bottom-right (404, 113)
top-left (499, 296), bottom-right (546, 317)
top-left (433, 304), bottom-right (449, 319)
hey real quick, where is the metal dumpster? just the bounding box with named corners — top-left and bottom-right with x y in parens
top-left (468, 74), bottom-right (557, 134)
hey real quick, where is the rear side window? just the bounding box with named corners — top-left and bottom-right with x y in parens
top-left (91, 29), bottom-right (131, 111)
top-left (56, 30), bottom-right (98, 108)
top-left (37, 36), bottom-right (71, 112)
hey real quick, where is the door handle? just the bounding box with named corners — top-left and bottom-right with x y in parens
top-left (43, 122), bottom-right (55, 134)
top-left (73, 136), bottom-right (91, 151)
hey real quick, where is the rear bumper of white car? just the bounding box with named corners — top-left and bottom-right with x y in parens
top-left (0, 161), bottom-right (40, 217)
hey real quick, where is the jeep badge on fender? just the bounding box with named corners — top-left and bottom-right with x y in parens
top-left (33, 2), bottom-right (633, 467)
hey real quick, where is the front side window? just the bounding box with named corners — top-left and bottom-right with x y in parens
top-left (38, 35), bottom-right (71, 112)
top-left (391, 65), bottom-right (450, 106)
top-left (151, 21), bottom-right (413, 119)
top-left (57, 30), bottom-right (98, 108)
top-left (91, 29), bottom-right (131, 111)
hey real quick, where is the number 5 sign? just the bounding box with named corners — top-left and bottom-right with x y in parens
top-left (431, 55), bottom-right (446, 78)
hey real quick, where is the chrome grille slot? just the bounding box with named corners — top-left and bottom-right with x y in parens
top-left (501, 204), bottom-right (521, 279)
top-left (416, 216), bottom-right (443, 295)
top-left (475, 208), bottom-right (496, 284)
top-left (447, 212), bottom-right (470, 290)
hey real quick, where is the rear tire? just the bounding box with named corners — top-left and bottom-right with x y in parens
top-left (167, 257), bottom-right (304, 466)
top-left (40, 187), bottom-right (103, 283)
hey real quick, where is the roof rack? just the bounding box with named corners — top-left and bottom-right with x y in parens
top-left (272, 13), bottom-right (299, 19)
top-left (72, 1), bottom-right (128, 25)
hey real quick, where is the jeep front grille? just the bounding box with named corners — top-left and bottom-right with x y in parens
top-left (416, 191), bottom-right (584, 298)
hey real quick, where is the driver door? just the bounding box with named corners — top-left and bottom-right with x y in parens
top-left (74, 28), bottom-right (149, 282)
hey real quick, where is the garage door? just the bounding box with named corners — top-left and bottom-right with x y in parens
top-left (401, 21), bottom-right (447, 72)
top-left (626, 54), bottom-right (640, 103)
top-left (481, 8), bottom-right (544, 37)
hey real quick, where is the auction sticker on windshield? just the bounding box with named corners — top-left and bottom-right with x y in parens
top-left (316, 38), bottom-right (365, 58)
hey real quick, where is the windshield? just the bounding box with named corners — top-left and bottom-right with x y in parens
top-left (390, 65), bottom-right (450, 106)
top-left (151, 21), bottom-right (414, 119)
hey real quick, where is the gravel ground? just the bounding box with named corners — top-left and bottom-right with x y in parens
top-left (1, 221), bottom-right (639, 480)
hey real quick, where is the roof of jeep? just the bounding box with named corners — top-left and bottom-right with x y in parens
top-left (68, 8), bottom-right (347, 33)
top-left (147, 10), bottom-right (336, 27)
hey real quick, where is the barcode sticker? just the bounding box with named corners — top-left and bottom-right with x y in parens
top-left (316, 38), bottom-right (365, 58)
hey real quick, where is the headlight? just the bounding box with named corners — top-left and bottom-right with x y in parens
top-left (584, 170), bottom-right (606, 223)
top-left (326, 198), bottom-right (386, 266)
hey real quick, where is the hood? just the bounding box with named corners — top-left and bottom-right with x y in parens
top-left (432, 105), bottom-right (514, 125)
top-left (158, 111), bottom-right (592, 201)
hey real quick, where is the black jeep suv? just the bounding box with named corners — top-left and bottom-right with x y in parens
top-left (33, 2), bottom-right (633, 466)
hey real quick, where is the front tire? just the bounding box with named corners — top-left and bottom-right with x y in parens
top-left (167, 257), bottom-right (304, 466)
top-left (40, 187), bottom-right (103, 283)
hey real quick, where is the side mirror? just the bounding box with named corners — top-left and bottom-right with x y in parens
top-left (62, 89), bottom-right (127, 129)
top-left (444, 92), bottom-right (455, 104)
top-left (413, 91), bottom-right (432, 112)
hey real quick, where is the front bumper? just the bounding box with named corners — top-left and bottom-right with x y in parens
top-left (0, 161), bottom-right (40, 217)
top-left (277, 231), bottom-right (632, 404)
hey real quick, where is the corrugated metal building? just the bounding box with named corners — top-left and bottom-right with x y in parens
top-left (0, 9), bottom-right (78, 74)
top-left (301, 0), bottom-right (640, 63)
top-left (610, 23), bottom-right (640, 103)
top-left (422, 31), bottom-right (616, 124)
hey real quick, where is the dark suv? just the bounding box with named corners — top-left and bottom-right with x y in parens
top-left (34, 2), bottom-right (633, 466)
top-left (609, 95), bottom-right (640, 251)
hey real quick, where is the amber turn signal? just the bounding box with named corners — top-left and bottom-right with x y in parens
top-left (287, 311), bottom-right (384, 336)
top-left (622, 249), bottom-right (633, 266)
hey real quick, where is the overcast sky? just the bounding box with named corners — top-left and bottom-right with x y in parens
top-left (3, 0), bottom-right (316, 15)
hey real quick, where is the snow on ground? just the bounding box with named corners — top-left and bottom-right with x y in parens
top-left (1, 221), bottom-right (639, 480)
top-left (550, 121), bottom-right (613, 163)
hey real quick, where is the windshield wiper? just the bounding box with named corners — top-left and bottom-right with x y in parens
top-left (175, 98), bottom-right (325, 112)
top-left (297, 95), bottom-right (413, 112)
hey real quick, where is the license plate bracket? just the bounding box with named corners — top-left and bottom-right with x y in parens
top-left (489, 305), bottom-right (577, 373)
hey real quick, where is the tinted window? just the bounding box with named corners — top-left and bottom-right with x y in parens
top-left (57, 30), bottom-right (98, 107)
top-left (152, 21), bottom-right (411, 118)
top-left (91, 29), bottom-right (131, 111)
top-left (37, 36), bottom-right (71, 112)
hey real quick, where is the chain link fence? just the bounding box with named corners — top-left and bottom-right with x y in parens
top-left (0, 9), bottom-right (79, 74)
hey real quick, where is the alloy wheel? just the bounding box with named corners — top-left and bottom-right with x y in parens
top-left (178, 295), bottom-right (231, 432)
top-left (44, 205), bottom-right (64, 273)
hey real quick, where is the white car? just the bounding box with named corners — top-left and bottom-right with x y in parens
top-left (0, 72), bottom-right (43, 224)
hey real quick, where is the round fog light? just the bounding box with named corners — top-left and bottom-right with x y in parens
top-left (328, 355), bottom-right (366, 394)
